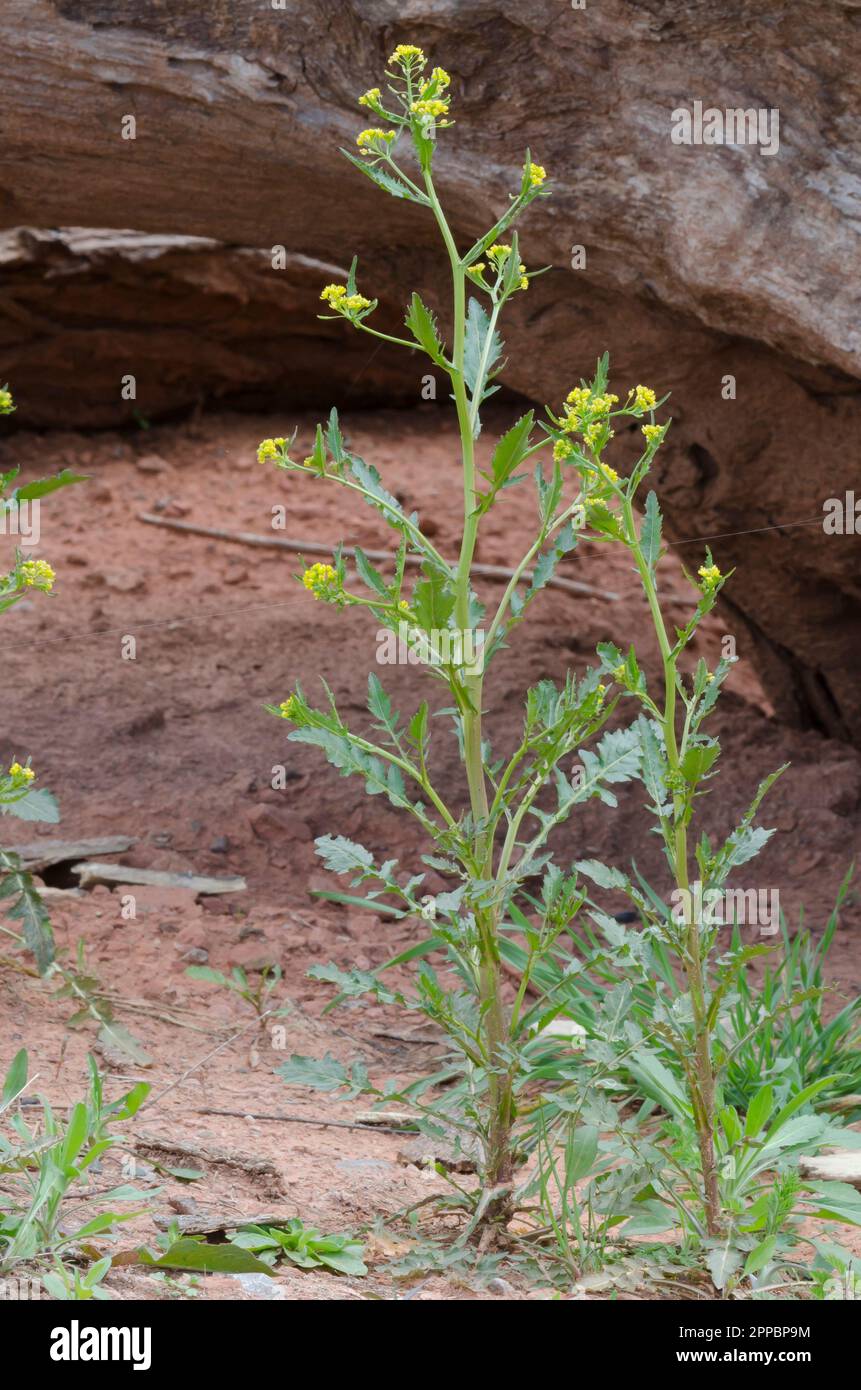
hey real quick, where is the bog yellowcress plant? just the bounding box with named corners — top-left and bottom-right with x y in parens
top-left (258, 46), bottom-right (861, 1275)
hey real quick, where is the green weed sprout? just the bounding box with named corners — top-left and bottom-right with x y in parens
top-left (0, 389), bottom-right (87, 971)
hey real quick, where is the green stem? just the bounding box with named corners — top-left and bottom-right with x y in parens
top-left (424, 161), bottom-right (513, 1216)
top-left (622, 492), bottom-right (721, 1236)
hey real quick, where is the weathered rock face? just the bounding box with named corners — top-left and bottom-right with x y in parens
top-left (1, 0), bottom-right (860, 742)
top-left (0, 228), bottom-right (416, 427)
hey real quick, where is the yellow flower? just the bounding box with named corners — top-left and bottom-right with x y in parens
top-left (698, 563), bottom-right (722, 589)
top-left (411, 98), bottom-right (449, 119)
top-left (388, 44), bottom-right (426, 66)
top-left (358, 87), bottom-right (382, 109)
top-left (0, 387), bottom-right (14, 414)
top-left (488, 243), bottom-right (512, 262)
top-left (8, 762), bottom-right (34, 783)
top-left (526, 161), bottom-right (547, 186)
top-left (642, 424), bottom-right (663, 444)
top-left (320, 284), bottom-right (347, 304)
top-left (302, 562), bottom-right (339, 600)
top-left (583, 422), bottom-right (614, 450)
top-left (398, 599), bottom-right (410, 611)
top-left (343, 294), bottom-right (372, 312)
top-left (356, 128), bottom-right (396, 153)
top-left (565, 387), bottom-right (591, 410)
top-left (278, 696), bottom-right (299, 720)
top-left (598, 462), bottom-right (619, 483)
top-left (553, 439), bottom-right (574, 463)
top-left (19, 559), bottom-right (55, 591)
top-left (590, 393), bottom-right (618, 414)
top-left (466, 262), bottom-right (486, 278)
top-left (257, 437), bottom-right (285, 464)
top-left (633, 384), bottom-right (657, 411)
top-left (518, 262), bottom-right (529, 290)
top-left (430, 66), bottom-right (451, 88)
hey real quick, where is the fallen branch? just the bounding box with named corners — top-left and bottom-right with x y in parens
top-left (193, 1106), bottom-right (419, 1135)
top-left (131, 1133), bottom-right (282, 1181)
top-left (138, 513), bottom-right (620, 602)
top-left (71, 863), bottom-right (246, 894)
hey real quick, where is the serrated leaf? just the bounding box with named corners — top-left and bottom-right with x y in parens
top-left (348, 457), bottom-right (405, 524)
top-left (353, 546), bottom-right (390, 599)
top-left (9, 469), bottom-right (88, 504)
top-left (0, 786), bottom-right (60, 823)
top-left (275, 1052), bottom-right (373, 1100)
top-left (340, 149), bottom-right (424, 203)
top-left (480, 412), bottom-right (533, 504)
top-left (405, 293), bottom-right (446, 364)
top-left (97, 1022), bottom-right (153, 1067)
top-left (314, 835), bottom-right (375, 877)
top-left (575, 860), bottom-right (630, 891)
top-left (641, 490), bottom-right (662, 575)
top-left (411, 567), bottom-right (457, 634)
top-left (464, 297), bottom-right (502, 400)
top-left (367, 672), bottom-right (399, 738)
top-left (0, 849), bottom-right (54, 972)
top-left (680, 741), bottom-right (721, 783)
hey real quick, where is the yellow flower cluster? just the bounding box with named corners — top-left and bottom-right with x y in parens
top-left (633, 384), bottom-right (657, 411)
top-left (486, 244), bottom-right (529, 290)
top-left (257, 436), bottom-right (285, 464)
top-left (411, 98), bottom-right (449, 118)
top-left (642, 424), bottom-right (663, 444)
top-left (582, 422), bottom-right (614, 451)
top-left (8, 761), bottom-right (34, 783)
top-left (698, 563), bottom-right (722, 589)
top-left (302, 562), bottom-right (340, 600)
top-left (359, 50), bottom-right (450, 144)
top-left (553, 439), bottom-right (574, 463)
top-left (19, 559), bottom-right (55, 591)
top-left (320, 284), bottom-right (372, 315)
top-left (388, 44), bottom-right (425, 66)
top-left (0, 387), bottom-right (14, 414)
top-left (526, 162), bottom-right (547, 187)
top-left (561, 388), bottom-right (619, 446)
top-left (357, 127), bottom-right (396, 153)
top-left (278, 696), bottom-right (299, 720)
top-left (565, 388), bottom-right (617, 418)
